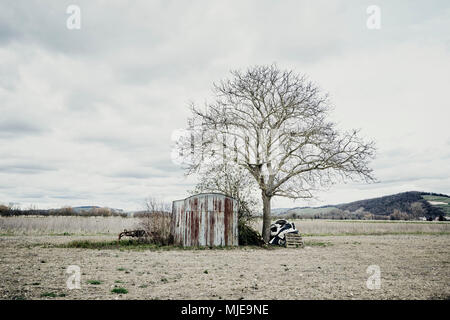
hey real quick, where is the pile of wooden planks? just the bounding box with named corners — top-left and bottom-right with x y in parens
top-left (285, 233), bottom-right (304, 248)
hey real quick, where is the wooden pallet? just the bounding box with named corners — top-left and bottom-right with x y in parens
top-left (285, 233), bottom-right (304, 248)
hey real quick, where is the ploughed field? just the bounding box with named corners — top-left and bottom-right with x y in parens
top-left (0, 217), bottom-right (449, 300)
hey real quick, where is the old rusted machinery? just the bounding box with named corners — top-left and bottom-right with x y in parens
top-left (118, 229), bottom-right (148, 241)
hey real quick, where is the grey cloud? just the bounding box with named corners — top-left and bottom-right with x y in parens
top-left (0, 1), bottom-right (99, 55)
top-left (1, 1), bottom-right (448, 61)
top-left (0, 64), bottom-right (20, 90)
top-left (0, 120), bottom-right (46, 138)
top-left (75, 134), bottom-right (137, 149)
top-left (18, 193), bottom-right (45, 199)
top-left (0, 1), bottom-right (171, 56)
top-left (117, 64), bottom-right (186, 86)
top-left (148, 160), bottom-right (182, 173)
top-left (381, 176), bottom-right (449, 184)
top-left (65, 88), bottom-right (102, 112)
top-left (0, 163), bottom-right (56, 174)
top-left (52, 194), bottom-right (92, 200)
top-left (73, 126), bottom-right (172, 152)
top-left (0, 21), bottom-right (18, 46)
top-left (108, 170), bottom-right (166, 180)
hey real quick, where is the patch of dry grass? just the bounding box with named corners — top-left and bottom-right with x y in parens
top-left (252, 219), bottom-right (450, 236)
top-left (0, 216), bottom-right (139, 235)
top-left (1, 216), bottom-right (449, 237)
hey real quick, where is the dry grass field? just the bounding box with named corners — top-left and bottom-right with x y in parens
top-left (1, 216), bottom-right (449, 300)
top-left (0, 216), bottom-right (138, 235)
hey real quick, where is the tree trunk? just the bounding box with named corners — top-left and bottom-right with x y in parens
top-left (261, 193), bottom-right (272, 243)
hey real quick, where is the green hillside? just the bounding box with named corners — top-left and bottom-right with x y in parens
top-left (275, 191), bottom-right (449, 220)
top-left (422, 195), bottom-right (450, 215)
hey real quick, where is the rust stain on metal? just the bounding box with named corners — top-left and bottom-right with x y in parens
top-left (171, 193), bottom-right (238, 247)
top-left (224, 198), bottom-right (229, 245)
top-left (209, 212), bottom-right (215, 245)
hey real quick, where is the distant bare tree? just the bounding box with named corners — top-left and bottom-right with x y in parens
top-left (390, 209), bottom-right (410, 221)
top-left (410, 201), bottom-right (425, 218)
top-left (191, 161), bottom-right (260, 224)
top-left (143, 197), bottom-right (171, 214)
top-left (138, 197), bottom-right (173, 245)
top-left (176, 64), bottom-right (376, 242)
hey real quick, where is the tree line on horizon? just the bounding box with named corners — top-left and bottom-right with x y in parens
top-left (0, 204), bottom-right (127, 217)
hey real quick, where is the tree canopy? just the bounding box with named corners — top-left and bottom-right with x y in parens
top-left (176, 64), bottom-right (376, 241)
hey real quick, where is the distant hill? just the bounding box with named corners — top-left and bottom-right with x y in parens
top-left (271, 208), bottom-right (296, 215)
top-left (72, 206), bottom-right (125, 214)
top-left (72, 206), bottom-right (101, 213)
top-left (273, 191), bottom-right (450, 220)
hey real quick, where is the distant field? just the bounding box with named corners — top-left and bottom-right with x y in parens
top-left (0, 216), bottom-right (139, 236)
top-left (1, 216), bottom-right (449, 236)
top-left (422, 195), bottom-right (450, 203)
top-left (279, 207), bottom-right (338, 215)
top-left (252, 219), bottom-right (450, 236)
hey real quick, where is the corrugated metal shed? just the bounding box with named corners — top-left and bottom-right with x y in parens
top-left (171, 193), bottom-right (239, 247)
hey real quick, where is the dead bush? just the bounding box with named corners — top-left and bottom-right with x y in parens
top-left (138, 212), bottom-right (173, 245)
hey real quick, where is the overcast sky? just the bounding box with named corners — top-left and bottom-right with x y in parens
top-left (0, 0), bottom-right (449, 211)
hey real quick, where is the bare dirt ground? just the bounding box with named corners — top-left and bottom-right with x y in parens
top-left (1, 233), bottom-right (449, 300)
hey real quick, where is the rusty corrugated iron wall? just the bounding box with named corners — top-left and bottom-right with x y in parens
top-left (171, 193), bottom-right (239, 247)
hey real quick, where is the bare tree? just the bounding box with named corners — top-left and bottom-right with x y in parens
top-left (190, 161), bottom-right (260, 224)
top-left (138, 197), bottom-right (172, 245)
top-left (176, 64), bottom-right (376, 242)
top-left (143, 197), bottom-right (171, 214)
top-left (410, 201), bottom-right (425, 219)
